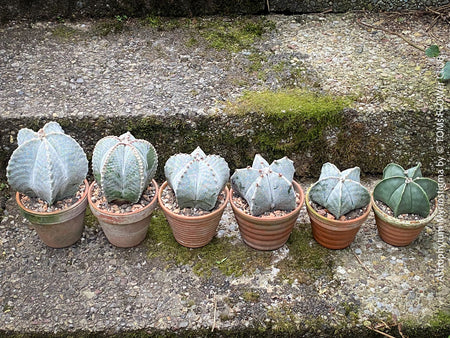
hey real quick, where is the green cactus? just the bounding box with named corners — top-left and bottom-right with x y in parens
top-left (373, 163), bottom-right (438, 217)
top-left (164, 147), bottom-right (230, 211)
top-left (309, 163), bottom-right (370, 219)
top-left (230, 154), bottom-right (296, 216)
top-left (92, 132), bottom-right (158, 203)
top-left (6, 121), bottom-right (88, 205)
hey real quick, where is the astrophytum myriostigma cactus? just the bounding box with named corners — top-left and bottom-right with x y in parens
top-left (6, 121), bottom-right (88, 205)
top-left (92, 132), bottom-right (158, 204)
top-left (164, 147), bottom-right (230, 211)
top-left (309, 163), bottom-right (370, 219)
top-left (373, 163), bottom-right (438, 217)
top-left (231, 154), bottom-right (296, 216)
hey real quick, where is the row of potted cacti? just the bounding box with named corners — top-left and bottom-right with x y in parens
top-left (6, 122), bottom-right (439, 250)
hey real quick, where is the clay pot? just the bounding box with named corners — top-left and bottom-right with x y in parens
top-left (372, 195), bottom-right (438, 247)
top-left (88, 180), bottom-right (159, 248)
top-left (16, 179), bottom-right (89, 248)
top-left (305, 187), bottom-right (371, 249)
top-left (229, 181), bottom-right (304, 251)
top-left (158, 181), bottom-right (229, 248)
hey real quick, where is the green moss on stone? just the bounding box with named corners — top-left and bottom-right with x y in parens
top-left (277, 224), bottom-right (333, 283)
top-left (146, 210), bottom-right (273, 277)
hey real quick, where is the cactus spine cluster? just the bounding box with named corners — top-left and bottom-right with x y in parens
top-left (7, 121), bottom-right (88, 205)
top-left (231, 154), bottom-right (296, 216)
top-left (92, 132), bottom-right (158, 203)
top-left (164, 147), bottom-right (230, 211)
top-left (309, 163), bottom-right (370, 219)
top-left (373, 163), bottom-right (438, 217)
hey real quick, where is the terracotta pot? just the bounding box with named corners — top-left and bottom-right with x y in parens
top-left (158, 181), bottom-right (229, 248)
top-left (229, 181), bottom-right (304, 251)
top-left (305, 187), bottom-right (371, 249)
top-left (88, 180), bottom-right (158, 248)
top-left (372, 195), bottom-right (438, 247)
top-left (16, 179), bottom-right (89, 248)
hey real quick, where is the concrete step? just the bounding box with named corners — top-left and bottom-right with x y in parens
top-left (0, 13), bottom-right (448, 335)
top-left (1, 13), bottom-right (448, 180)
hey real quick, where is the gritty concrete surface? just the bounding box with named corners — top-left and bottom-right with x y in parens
top-left (0, 11), bottom-right (449, 337)
top-left (0, 178), bottom-right (449, 337)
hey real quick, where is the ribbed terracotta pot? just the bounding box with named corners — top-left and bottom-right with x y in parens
top-left (372, 195), bottom-right (438, 247)
top-left (305, 187), bottom-right (371, 249)
top-left (158, 181), bottom-right (229, 248)
top-left (88, 180), bottom-right (158, 248)
top-left (229, 181), bottom-right (304, 251)
top-left (16, 179), bottom-right (89, 248)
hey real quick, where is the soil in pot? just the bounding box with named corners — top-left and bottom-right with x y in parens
top-left (229, 181), bottom-right (304, 251)
top-left (16, 180), bottom-right (88, 248)
top-left (158, 181), bottom-right (229, 249)
top-left (306, 192), bottom-right (371, 250)
top-left (88, 181), bottom-right (158, 248)
top-left (373, 198), bottom-right (438, 247)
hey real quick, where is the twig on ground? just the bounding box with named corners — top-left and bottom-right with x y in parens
top-left (357, 19), bottom-right (426, 52)
top-left (365, 324), bottom-right (397, 338)
top-left (352, 249), bottom-right (376, 279)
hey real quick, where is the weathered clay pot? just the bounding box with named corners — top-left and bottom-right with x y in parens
top-left (16, 179), bottom-right (89, 248)
top-left (88, 180), bottom-right (158, 248)
top-left (229, 181), bottom-right (304, 251)
top-left (305, 187), bottom-right (371, 249)
top-left (372, 195), bottom-right (438, 247)
top-left (158, 181), bottom-right (229, 248)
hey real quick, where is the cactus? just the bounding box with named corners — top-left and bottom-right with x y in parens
top-left (92, 132), bottom-right (158, 203)
top-left (231, 154), bottom-right (296, 216)
top-left (309, 163), bottom-right (370, 219)
top-left (373, 163), bottom-right (438, 217)
top-left (164, 147), bottom-right (230, 211)
top-left (6, 121), bottom-right (88, 205)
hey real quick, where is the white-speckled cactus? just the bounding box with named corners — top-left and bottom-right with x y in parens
top-left (92, 132), bottom-right (158, 203)
top-left (309, 163), bottom-right (370, 219)
top-left (373, 163), bottom-right (438, 217)
top-left (231, 154), bottom-right (296, 216)
top-left (164, 147), bottom-right (230, 210)
top-left (6, 121), bottom-right (88, 205)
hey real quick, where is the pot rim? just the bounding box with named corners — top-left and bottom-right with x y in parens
top-left (16, 179), bottom-right (89, 216)
top-left (88, 179), bottom-right (159, 216)
top-left (229, 180), bottom-right (305, 221)
top-left (305, 186), bottom-right (371, 225)
top-left (371, 193), bottom-right (438, 228)
top-left (158, 181), bottom-right (229, 220)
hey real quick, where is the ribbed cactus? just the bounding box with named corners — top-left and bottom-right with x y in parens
top-left (92, 132), bottom-right (158, 203)
top-left (231, 154), bottom-right (296, 216)
top-left (164, 147), bottom-right (230, 210)
top-left (373, 163), bottom-right (438, 217)
top-left (309, 163), bottom-right (370, 219)
top-left (6, 121), bottom-right (88, 205)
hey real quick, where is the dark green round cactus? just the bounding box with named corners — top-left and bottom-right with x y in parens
top-left (373, 163), bottom-right (438, 217)
top-left (309, 163), bottom-right (370, 219)
top-left (92, 132), bottom-right (158, 203)
top-left (6, 121), bottom-right (88, 205)
top-left (231, 154), bottom-right (296, 216)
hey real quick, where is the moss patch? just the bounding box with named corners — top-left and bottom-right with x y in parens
top-left (277, 224), bottom-right (333, 283)
top-left (195, 16), bottom-right (275, 53)
top-left (226, 89), bottom-right (351, 159)
top-left (145, 210), bottom-right (273, 277)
